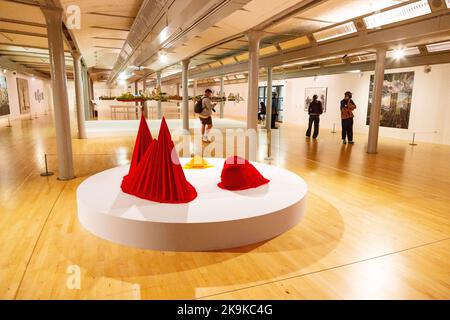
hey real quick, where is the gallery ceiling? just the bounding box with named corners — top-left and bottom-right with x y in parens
top-left (0, 0), bottom-right (449, 84)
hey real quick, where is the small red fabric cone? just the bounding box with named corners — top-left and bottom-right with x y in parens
top-left (121, 117), bottom-right (197, 203)
top-left (218, 156), bottom-right (270, 191)
top-left (121, 138), bottom-right (156, 191)
top-left (128, 114), bottom-right (153, 175)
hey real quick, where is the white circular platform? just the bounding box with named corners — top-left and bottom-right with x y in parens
top-left (77, 158), bottom-right (307, 251)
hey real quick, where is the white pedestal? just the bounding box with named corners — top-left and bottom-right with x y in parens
top-left (77, 158), bottom-right (307, 251)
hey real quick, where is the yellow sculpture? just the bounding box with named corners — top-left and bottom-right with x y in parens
top-left (183, 155), bottom-right (214, 169)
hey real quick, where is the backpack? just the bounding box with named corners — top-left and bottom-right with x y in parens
top-left (194, 98), bottom-right (204, 114)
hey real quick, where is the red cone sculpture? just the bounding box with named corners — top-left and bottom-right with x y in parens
top-left (218, 156), bottom-right (270, 190)
top-left (121, 117), bottom-right (197, 203)
top-left (128, 114), bottom-right (153, 176)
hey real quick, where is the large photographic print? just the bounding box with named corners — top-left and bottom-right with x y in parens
top-left (366, 72), bottom-right (414, 129)
top-left (17, 78), bottom-right (30, 114)
top-left (305, 87), bottom-right (327, 113)
top-left (0, 74), bottom-right (10, 116)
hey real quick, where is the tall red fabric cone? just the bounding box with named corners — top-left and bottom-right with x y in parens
top-left (128, 114), bottom-right (153, 176)
top-left (218, 156), bottom-right (270, 190)
top-left (121, 117), bottom-right (197, 203)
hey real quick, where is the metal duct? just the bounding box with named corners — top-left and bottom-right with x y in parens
top-left (107, 0), bottom-right (252, 86)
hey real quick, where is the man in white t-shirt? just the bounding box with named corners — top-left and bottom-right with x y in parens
top-left (199, 89), bottom-right (216, 142)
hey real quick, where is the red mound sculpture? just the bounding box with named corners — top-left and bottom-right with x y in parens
top-left (128, 114), bottom-right (153, 176)
top-left (218, 156), bottom-right (270, 190)
top-left (121, 117), bottom-right (198, 203)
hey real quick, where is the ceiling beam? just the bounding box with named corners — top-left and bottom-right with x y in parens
top-left (0, 29), bottom-right (47, 38)
top-left (269, 52), bottom-right (450, 80)
top-left (0, 18), bottom-right (46, 28)
top-left (0, 42), bottom-right (71, 52)
top-left (188, 13), bottom-right (450, 80)
top-left (0, 56), bottom-right (50, 79)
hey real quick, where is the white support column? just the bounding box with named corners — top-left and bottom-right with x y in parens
top-left (181, 59), bottom-right (190, 132)
top-left (142, 77), bottom-right (148, 118)
top-left (156, 71), bottom-right (162, 119)
top-left (367, 47), bottom-right (387, 154)
top-left (142, 77), bottom-right (147, 93)
top-left (41, 6), bottom-right (74, 180)
top-left (72, 52), bottom-right (86, 139)
top-left (246, 30), bottom-right (264, 161)
top-left (193, 80), bottom-right (198, 98)
top-left (219, 76), bottom-right (225, 119)
top-left (265, 67), bottom-right (273, 131)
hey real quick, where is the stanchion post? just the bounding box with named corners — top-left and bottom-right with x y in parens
top-left (409, 132), bottom-right (418, 146)
top-left (40, 154), bottom-right (54, 177)
top-left (7, 117), bottom-right (12, 127)
top-left (264, 129), bottom-right (273, 160)
top-left (331, 123), bottom-right (337, 133)
top-left (35, 112), bottom-right (38, 119)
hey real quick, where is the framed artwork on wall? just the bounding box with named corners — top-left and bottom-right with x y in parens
top-left (366, 71), bottom-right (414, 129)
top-left (16, 78), bottom-right (30, 114)
top-left (304, 87), bottom-right (327, 113)
top-left (34, 89), bottom-right (44, 103)
top-left (0, 74), bottom-right (10, 116)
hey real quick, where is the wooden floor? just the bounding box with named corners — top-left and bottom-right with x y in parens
top-left (0, 114), bottom-right (449, 300)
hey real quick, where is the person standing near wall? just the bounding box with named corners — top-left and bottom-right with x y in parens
top-left (306, 94), bottom-right (323, 139)
top-left (258, 101), bottom-right (266, 122)
top-left (271, 92), bottom-right (279, 129)
top-left (340, 91), bottom-right (357, 144)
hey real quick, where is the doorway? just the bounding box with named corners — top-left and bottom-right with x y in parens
top-left (258, 85), bottom-right (285, 123)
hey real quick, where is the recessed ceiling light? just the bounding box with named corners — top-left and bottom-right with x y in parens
top-left (118, 71), bottom-right (127, 80)
top-left (2, 69), bottom-right (6, 73)
top-left (159, 26), bottom-right (170, 44)
top-left (159, 51), bottom-right (168, 63)
top-left (392, 49), bottom-right (405, 59)
top-left (364, 0), bottom-right (431, 29)
top-left (387, 47), bottom-right (420, 58)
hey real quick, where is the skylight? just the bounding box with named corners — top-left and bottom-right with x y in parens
top-left (313, 22), bottom-right (357, 42)
top-left (426, 41), bottom-right (450, 53)
top-left (363, 0), bottom-right (432, 29)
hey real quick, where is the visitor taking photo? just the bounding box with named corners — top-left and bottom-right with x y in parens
top-left (340, 91), bottom-right (357, 145)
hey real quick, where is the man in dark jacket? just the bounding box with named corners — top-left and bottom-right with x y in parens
top-left (271, 92), bottom-right (279, 129)
top-left (306, 95), bottom-right (323, 139)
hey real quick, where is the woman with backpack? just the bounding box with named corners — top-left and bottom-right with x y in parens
top-left (195, 89), bottom-right (216, 143)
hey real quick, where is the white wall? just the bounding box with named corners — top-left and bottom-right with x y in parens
top-left (213, 63), bottom-right (450, 145)
top-left (0, 71), bottom-right (52, 123)
top-left (283, 64), bottom-right (450, 145)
